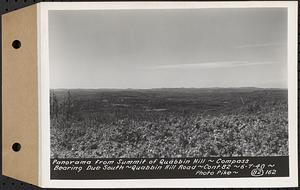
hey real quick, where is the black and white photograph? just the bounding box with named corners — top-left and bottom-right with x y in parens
top-left (0, 1), bottom-right (297, 188)
top-left (49, 8), bottom-right (289, 159)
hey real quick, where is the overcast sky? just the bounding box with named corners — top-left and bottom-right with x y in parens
top-left (49, 8), bottom-right (287, 89)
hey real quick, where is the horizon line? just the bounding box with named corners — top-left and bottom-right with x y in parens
top-left (50, 86), bottom-right (288, 90)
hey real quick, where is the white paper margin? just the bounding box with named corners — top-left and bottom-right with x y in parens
top-left (38, 1), bottom-right (298, 188)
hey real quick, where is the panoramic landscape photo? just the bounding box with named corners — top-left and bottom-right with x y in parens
top-left (49, 8), bottom-right (288, 158)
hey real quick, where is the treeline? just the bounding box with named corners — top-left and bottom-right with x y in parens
top-left (50, 91), bottom-right (75, 128)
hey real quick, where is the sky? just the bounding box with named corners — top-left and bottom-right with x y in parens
top-left (49, 8), bottom-right (287, 89)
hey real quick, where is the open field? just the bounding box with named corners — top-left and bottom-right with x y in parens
top-left (50, 88), bottom-right (288, 158)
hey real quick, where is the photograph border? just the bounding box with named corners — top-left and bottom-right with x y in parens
top-left (38, 1), bottom-right (298, 188)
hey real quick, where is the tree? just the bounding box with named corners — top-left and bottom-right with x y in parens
top-left (64, 91), bottom-right (74, 121)
top-left (50, 91), bottom-right (59, 119)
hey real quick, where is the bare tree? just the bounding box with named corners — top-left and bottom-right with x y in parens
top-left (50, 91), bottom-right (59, 119)
top-left (64, 90), bottom-right (74, 122)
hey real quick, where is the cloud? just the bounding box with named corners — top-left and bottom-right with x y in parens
top-left (144, 61), bottom-right (274, 70)
top-left (235, 42), bottom-right (284, 49)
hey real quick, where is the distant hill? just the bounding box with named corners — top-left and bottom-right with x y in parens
top-left (51, 87), bottom-right (286, 94)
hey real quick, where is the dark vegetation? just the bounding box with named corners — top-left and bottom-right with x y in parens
top-left (50, 88), bottom-right (288, 158)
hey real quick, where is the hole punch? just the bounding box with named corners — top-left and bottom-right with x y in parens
top-left (12, 40), bottom-right (21, 49)
top-left (12, 142), bottom-right (21, 152)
